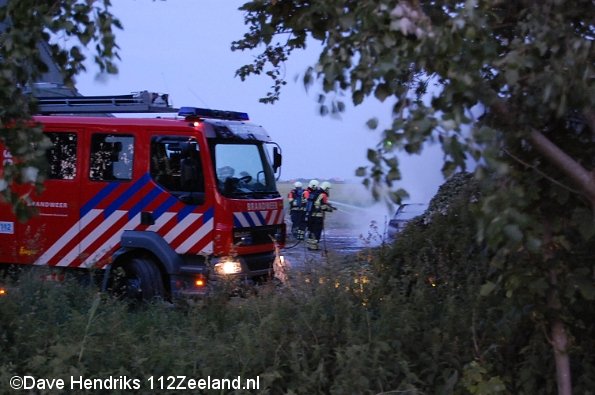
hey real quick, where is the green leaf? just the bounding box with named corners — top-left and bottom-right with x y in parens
top-left (503, 224), bottom-right (523, 243)
top-left (366, 118), bottom-right (379, 130)
top-left (353, 90), bottom-right (364, 105)
top-left (367, 149), bottom-right (379, 164)
top-left (480, 281), bottom-right (497, 296)
top-left (570, 275), bottom-right (595, 301)
top-left (572, 208), bottom-right (595, 240)
top-left (374, 83), bottom-right (391, 102)
top-left (505, 68), bottom-right (519, 86)
top-left (578, 283), bottom-right (595, 301)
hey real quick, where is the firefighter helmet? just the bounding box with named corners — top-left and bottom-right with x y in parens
top-left (320, 181), bottom-right (331, 192)
top-left (294, 181), bottom-right (303, 188)
top-left (308, 179), bottom-right (319, 189)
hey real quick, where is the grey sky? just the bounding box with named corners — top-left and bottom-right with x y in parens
top-left (74, 0), bottom-right (444, 203)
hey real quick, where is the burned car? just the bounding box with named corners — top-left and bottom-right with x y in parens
top-left (387, 203), bottom-right (429, 238)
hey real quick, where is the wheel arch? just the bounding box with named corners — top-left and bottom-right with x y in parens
top-left (116, 230), bottom-right (184, 273)
top-left (109, 230), bottom-right (185, 295)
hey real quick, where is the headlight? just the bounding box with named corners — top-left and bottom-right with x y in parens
top-left (214, 259), bottom-right (243, 275)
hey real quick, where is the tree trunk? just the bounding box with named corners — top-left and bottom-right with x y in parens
top-left (549, 268), bottom-right (572, 395)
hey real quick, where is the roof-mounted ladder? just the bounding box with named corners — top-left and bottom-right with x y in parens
top-left (35, 91), bottom-right (178, 115)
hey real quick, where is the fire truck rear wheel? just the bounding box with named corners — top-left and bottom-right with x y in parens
top-left (112, 257), bottom-right (165, 301)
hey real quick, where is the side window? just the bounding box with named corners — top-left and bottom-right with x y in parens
top-left (89, 134), bottom-right (134, 181)
top-left (45, 132), bottom-right (77, 180)
top-left (150, 137), bottom-right (204, 194)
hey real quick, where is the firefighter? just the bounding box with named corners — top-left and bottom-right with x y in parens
top-left (306, 181), bottom-right (335, 250)
top-left (287, 181), bottom-right (304, 237)
top-left (297, 179), bottom-right (319, 240)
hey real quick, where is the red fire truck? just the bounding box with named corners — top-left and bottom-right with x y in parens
top-left (0, 92), bottom-right (286, 299)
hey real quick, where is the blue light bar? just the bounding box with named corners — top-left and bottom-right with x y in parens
top-left (178, 106), bottom-right (249, 121)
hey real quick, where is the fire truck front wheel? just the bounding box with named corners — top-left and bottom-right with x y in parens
top-left (111, 257), bottom-right (165, 301)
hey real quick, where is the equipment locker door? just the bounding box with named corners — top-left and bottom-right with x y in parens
top-left (24, 131), bottom-right (81, 267)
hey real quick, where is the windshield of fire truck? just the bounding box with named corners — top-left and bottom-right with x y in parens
top-left (211, 141), bottom-right (278, 198)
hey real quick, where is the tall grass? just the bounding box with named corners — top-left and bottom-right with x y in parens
top-left (0, 263), bottom-right (421, 394)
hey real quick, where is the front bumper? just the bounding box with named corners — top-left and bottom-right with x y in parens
top-left (172, 252), bottom-right (276, 297)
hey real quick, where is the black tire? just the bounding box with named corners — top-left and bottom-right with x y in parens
top-left (111, 257), bottom-right (165, 301)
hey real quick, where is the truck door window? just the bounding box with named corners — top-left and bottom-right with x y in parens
top-left (45, 132), bottom-right (77, 180)
top-left (213, 142), bottom-right (277, 197)
top-left (150, 137), bottom-right (205, 194)
top-left (89, 134), bottom-right (134, 181)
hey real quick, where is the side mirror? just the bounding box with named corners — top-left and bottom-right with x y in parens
top-left (273, 146), bottom-right (282, 172)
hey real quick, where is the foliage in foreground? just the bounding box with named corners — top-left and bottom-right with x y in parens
top-left (0, 1), bottom-right (120, 219)
top-left (234, 3), bottom-right (595, 391)
top-left (0, 268), bottom-right (418, 395)
top-left (1, 174), bottom-right (593, 395)
top-left (386, 172), bottom-right (595, 394)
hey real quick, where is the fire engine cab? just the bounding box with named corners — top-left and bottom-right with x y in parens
top-left (0, 91), bottom-right (286, 299)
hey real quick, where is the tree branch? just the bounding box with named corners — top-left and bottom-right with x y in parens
top-left (502, 148), bottom-right (581, 195)
top-left (529, 129), bottom-right (595, 207)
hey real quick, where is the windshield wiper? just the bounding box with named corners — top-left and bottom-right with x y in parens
top-left (223, 190), bottom-right (280, 199)
top-left (226, 191), bottom-right (254, 199)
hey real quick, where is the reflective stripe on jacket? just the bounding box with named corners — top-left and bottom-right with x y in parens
top-left (311, 191), bottom-right (331, 217)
